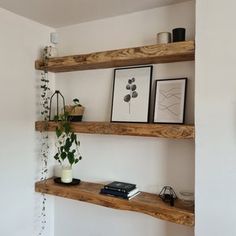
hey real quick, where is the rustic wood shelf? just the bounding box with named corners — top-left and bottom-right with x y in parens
top-left (35, 41), bottom-right (194, 72)
top-left (35, 121), bottom-right (195, 139)
top-left (35, 178), bottom-right (194, 226)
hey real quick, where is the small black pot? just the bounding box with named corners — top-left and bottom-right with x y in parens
top-left (172, 28), bottom-right (186, 42)
top-left (68, 115), bottom-right (83, 122)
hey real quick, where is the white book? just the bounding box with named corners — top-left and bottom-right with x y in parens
top-left (127, 188), bottom-right (139, 197)
top-left (127, 191), bottom-right (141, 200)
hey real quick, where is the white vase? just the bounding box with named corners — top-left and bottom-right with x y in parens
top-left (156, 32), bottom-right (171, 44)
top-left (61, 166), bottom-right (73, 183)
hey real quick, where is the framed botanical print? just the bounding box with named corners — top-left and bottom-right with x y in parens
top-left (111, 66), bottom-right (153, 123)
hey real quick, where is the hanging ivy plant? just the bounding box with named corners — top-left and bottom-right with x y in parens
top-left (38, 49), bottom-right (51, 236)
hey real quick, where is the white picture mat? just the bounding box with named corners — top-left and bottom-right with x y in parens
top-left (111, 67), bottom-right (151, 122)
top-left (154, 79), bottom-right (186, 123)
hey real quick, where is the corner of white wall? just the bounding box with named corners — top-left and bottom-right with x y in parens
top-left (195, 0), bottom-right (236, 235)
top-left (0, 6), bottom-right (56, 236)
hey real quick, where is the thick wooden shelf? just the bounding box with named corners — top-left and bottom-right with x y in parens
top-left (35, 178), bottom-right (194, 226)
top-left (35, 41), bottom-right (194, 72)
top-left (35, 121), bottom-right (195, 139)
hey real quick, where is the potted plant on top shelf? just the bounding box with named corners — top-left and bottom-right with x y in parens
top-left (54, 112), bottom-right (82, 183)
top-left (65, 98), bottom-right (85, 122)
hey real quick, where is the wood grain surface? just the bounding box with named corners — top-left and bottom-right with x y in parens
top-left (35, 178), bottom-right (194, 226)
top-left (35, 41), bottom-right (195, 72)
top-left (35, 121), bottom-right (195, 139)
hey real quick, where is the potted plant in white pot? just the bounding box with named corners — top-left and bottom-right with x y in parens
top-left (65, 98), bottom-right (85, 122)
top-left (54, 112), bottom-right (82, 183)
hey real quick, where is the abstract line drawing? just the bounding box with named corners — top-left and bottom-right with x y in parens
top-left (123, 77), bottom-right (138, 114)
top-left (158, 87), bottom-right (182, 118)
top-left (154, 78), bottom-right (187, 123)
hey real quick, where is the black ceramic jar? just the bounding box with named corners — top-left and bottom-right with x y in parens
top-left (172, 28), bottom-right (186, 42)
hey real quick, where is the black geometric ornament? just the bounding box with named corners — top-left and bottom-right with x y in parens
top-left (159, 186), bottom-right (177, 207)
top-left (49, 90), bottom-right (65, 121)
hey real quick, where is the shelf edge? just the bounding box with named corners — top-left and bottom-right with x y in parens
top-left (35, 41), bottom-right (195, 72)
top-left (35, 179), bottom-right (194, 227)
top-left (35, 121), bottom-right (195, 139)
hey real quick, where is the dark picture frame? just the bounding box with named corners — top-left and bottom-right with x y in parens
top-left (153, 78), bottom-right (187, 124)
top-left (111, 65), bottom-right (153, 123)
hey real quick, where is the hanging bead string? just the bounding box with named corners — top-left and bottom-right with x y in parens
top-left (40, 68), bottom-right (50, 181)
top-left (40, 70), bottom-right (50, 122)
top-left (38, 54), bottom-right (51, 235)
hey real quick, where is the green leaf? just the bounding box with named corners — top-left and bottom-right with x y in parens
top-left (68, 152), bottom-right (74, 165)
top-left (73, 98), bottom-right (80, 104)
top-left (74, 159), bottom-right (79, 164)
top-left (74, 138), bottom-right (79, 146)
top-left (56, 127), bottom-right (62, 137)
top-left (71, 133), bottom-right (76, 143)
top-left (62, 112), bottom-right (70, 122)
top-left (54, 115), bottom-right (59, 122)
top-left (61, 152), bottom-right (67, 160)
top-left (64, 138), bottom-right (72, 152)
top-left (63, 122), bottom-right (71, 134)
top-left (54, 153), bottom-right (59, 160)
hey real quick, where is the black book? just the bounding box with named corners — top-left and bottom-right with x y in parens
top-left (104, 181), bottom-right (136, 193)
top-left (100, 188), bottom-right (140, 200)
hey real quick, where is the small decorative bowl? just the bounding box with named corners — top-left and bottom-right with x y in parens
top-left (179, 191), bottom-right (194, 207)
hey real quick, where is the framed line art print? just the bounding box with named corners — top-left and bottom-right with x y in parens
top-left (111, 66), bottom-right (153, 123)
top-left (153, 78), bottom-right (187, 124)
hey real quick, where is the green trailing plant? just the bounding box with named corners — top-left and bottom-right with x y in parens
top-left (38, 71), bottom-right (50, 236)
top-left (39, 59), bottom-right (51, 182)
top-left (66, 98), bottom-right (83, 114)
top-left (38, 70), bottom-right (50, 236)
top-left (40, 71), bottom-right (50, 121)
top-left (64, 97), bottom-right (85, 122)
top-left (54, 112), bottom-right (82, 166)
top-left (72, 98), bottom-right (82, 107)
top-left (38, 49), bottom-right (51, 236)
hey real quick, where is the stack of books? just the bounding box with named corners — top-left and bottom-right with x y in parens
top-left (100, 181), bottom-right (140, 200)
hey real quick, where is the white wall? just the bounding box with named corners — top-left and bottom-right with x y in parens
top-left (0, 7), bottom-right (55, 236)
top-left (195, 1), bottom-right (236, 236)
top-left (54, 1), bottom-right (195, 236)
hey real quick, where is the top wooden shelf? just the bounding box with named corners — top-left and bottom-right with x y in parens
top-left (35, 41), bottom-right (195, 72)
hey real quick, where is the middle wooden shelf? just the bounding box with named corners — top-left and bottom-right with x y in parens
top-left (35, 121), bottom-right (195, 139)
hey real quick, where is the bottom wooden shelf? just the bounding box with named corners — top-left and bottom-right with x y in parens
top-left (35, 178), bottom-right (194, 226)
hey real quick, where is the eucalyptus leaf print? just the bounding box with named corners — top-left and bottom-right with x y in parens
top-left (123, 77), bottom-right (138, 114)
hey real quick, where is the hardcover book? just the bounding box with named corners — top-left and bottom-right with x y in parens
top-left (104, 181), bottom-right (136, 193)
top-left (100, 188), bottom-right (139, 198)
top-left (100, 188), bottom-right (140, 200)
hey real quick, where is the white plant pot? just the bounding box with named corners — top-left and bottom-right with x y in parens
top-left (61, 166), bottom-right (73, 183)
